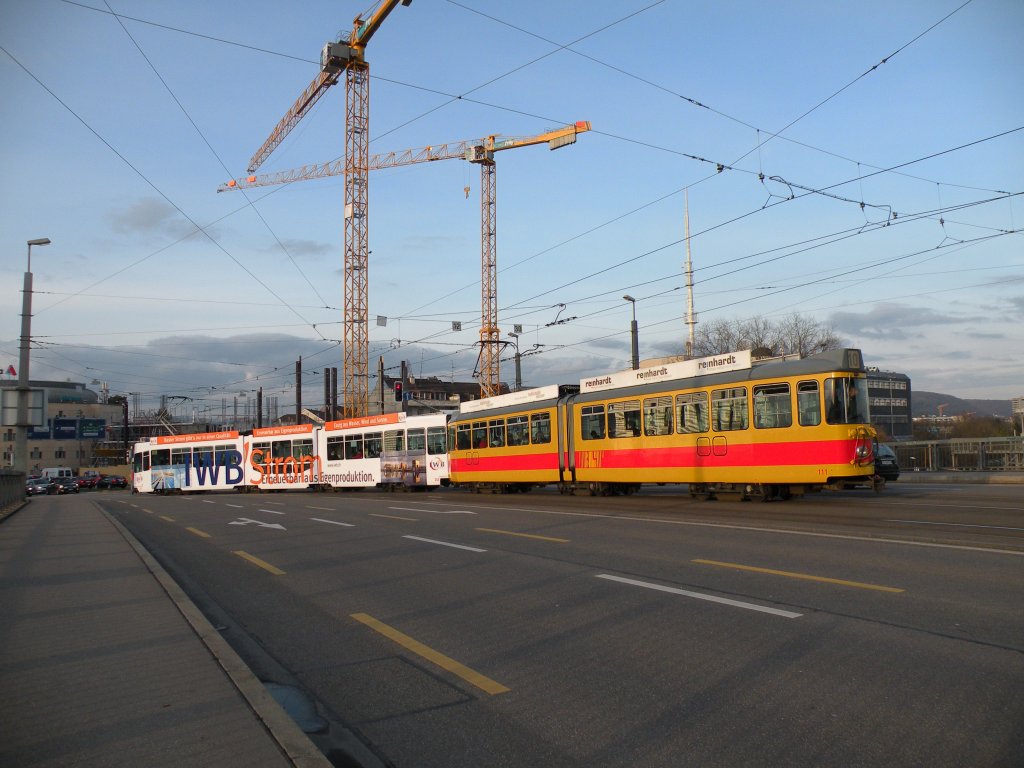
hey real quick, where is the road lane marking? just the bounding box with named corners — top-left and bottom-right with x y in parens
top-left (201, 500), bottom-right (216, 504)
top-left (595, 574), bottom-right (802, 618)
top-left (310, 517), bottom-right (354, 527)
top-left (388, 506), bottom-right (476, 515)
top-left (258, 509), bottom-right (286, 515)
top-left (159, 515), bottom-right (175, 522)
top-left (186, 527), bottom-right (211, 538)
top-left (232, 550), bottom-right (286, 575)
top-left (229, 518), bottom-right (285, 530)
top-left (371, 513), bottom-right (418, 522)
top-left (403, 535), bottom-right (487, 553)
top-left (476, 527), bottom-right (570, 543)
top-left (351, 613), bottom-right (509, 696)
top-left (692, 559), bottom-right (904, 593)
top-left (886, 519), bottom-right (1024, 532)
top-left (307, 506), bottom-right (335, 511)
top-left (466, 504), bottom-right (1024, 557)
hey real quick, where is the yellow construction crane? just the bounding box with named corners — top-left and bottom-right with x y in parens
top-left (241, 0), bottom-right (411, 418)
top-left (222, 121), bottom-right (591, 399)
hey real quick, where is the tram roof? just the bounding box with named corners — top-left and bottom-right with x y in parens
top-left (572, 347), bottom-right (865, 403)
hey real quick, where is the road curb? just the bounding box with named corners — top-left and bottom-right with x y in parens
top-left (103, 505), bottom-right (334, 768)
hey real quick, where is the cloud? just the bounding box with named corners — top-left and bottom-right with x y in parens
top-left (830, 302), bottom-right (966, 340)
top-left (263, 239), bottom-right (333, 259)
top-left (1006, 295), bottom-right (1024, 318)
top-left (108, 198), bottom-right (197, 239)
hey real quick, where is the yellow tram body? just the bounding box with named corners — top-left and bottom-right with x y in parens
top-left (449, 348), bottom-right (877, 498)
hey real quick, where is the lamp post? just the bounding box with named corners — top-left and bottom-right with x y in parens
top-left (507, 332), bottom-right (522, 392)
top-left (623, 294), bottom-right (639, 370)
top-left (15, 237), bottom-right (51, 475)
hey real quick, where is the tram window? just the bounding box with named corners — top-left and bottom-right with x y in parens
top-left (507, 415), bottom-right (529, 446)
top-left (364, 433), bottom-right (382, 458)
top-left (581, 405), bottom-right (605, 440)
top-left (171, 447), bottom-right (190, 465)
top-left (327, 436), bottom-right (344, 461)
top-left (292, 439), bottom-right (314, 459)
top-left (215, 444), bottom-right (237, 465)
top-left (531, 413), bottom-right (552, 444)
top-left (608, 400), bottom-right (641, 438)
top-left (712, 387), bottom-right (748, 431)
top-left (798, 381), bottom-right (821, 426)
top-left (826, 377), bottom-right (868, 424)
top-left (488, 419), bottom-right (506, 448)
top-left (676, 392), bottom-right (709, 434)
top-left (753, 383), bottom-right (792, 429)
top-left (133, 451), bottom-right (147, 472)
top-left (644, 396), bottom-right (673, 436)
top-left (407, 428), bottom-right (426, 452)
top-left (472, 421), bottom-right (488, 449)
top-left (427, 426), bottom-right (447, 455)
top-left (195, 447), bottom-right (213, 466)
top-left (383, 429), bottom-right (405, 452)
top-left (152, 449), bottom-right (170, 466)
top-left (345, 435), bottom-right (364, 459)
top-left (272, 440), bottom-right (292, 459)
top-left (252, 442), bottom-right (270, 463)
top-left (456, 423), bottom-right (472, 450)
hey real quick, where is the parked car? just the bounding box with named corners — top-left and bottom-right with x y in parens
top-left (48, 477), bottom-right (81, 495)
top-left (75, 475), bottom-right (99, 490)
top-left (97, 475), bottom-right (128, 489)
top-left (26, 477), bottom-right (52, 496)
top-left (874, 443), bottom-right (900, 482)
top-left (77, 470), bottom-right (103, 489)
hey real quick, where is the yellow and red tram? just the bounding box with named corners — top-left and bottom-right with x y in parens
top-left (448, 348), bottom-right (878, 499)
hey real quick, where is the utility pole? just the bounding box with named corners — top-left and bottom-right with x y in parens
top-left (295, 358), bottom-right (302, 424)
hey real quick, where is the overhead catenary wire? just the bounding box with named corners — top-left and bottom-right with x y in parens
top-left (6, 3), bottom-right (1015, 405)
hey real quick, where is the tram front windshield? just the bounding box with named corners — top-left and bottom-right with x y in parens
top-left (825, 377), bottom-right (869, 424)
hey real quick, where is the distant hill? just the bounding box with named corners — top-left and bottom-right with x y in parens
top-left (913, 391), bottom-right (1012, 418)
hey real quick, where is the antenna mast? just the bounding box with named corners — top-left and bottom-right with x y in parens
top-left (684, 190), bottom-right (696, 357)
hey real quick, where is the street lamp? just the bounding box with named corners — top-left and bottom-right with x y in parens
top-left (14, 237), bottom-right (51, 475)
top-left (623, 295), bottom-right (639, 370)
top-left (507, 332), bottom-right (522, 392)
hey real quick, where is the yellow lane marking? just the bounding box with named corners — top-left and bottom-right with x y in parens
top-left (232, 550), bottom-right (286, 576)
top-left (476, 527), bottom-right (569, 543)
top-left (159, 515), bottom-right (175, 523)
top-left (693, 559), bottom-right (904, 593)
top-left (351, 613), bottom-right (509, 696)
top-left (186, 527), bottom-right (211, 539)
top-left (370, 513), bottom-right (418, 522)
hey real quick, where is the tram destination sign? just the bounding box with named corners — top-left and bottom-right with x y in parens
top-left (580, 350), bottom-right (752, 394)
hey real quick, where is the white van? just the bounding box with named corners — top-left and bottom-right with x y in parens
top-left (41, 467), bottom-right (74, 479)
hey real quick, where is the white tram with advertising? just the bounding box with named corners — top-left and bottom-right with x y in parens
top-left (131, 413), bottom-right (449, 494)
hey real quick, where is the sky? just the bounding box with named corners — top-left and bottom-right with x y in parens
top-left (1, 0), bottom-right (1022, 421)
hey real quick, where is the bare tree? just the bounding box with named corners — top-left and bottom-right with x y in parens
top-left (693, 317), bottom-right (743, 356)
top-left (778, 313), bottom-right (843, 357)
top-left (689, 313), bottom-right (842, 358)
top-left (740, 316), bottom-right (783, 357)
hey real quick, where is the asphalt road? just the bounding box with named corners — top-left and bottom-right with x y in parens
top-left (104, 483), bottom-right (1024, 768)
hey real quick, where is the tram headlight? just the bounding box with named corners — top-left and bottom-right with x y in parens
top-left (854, 442), bottom-right (871, 465)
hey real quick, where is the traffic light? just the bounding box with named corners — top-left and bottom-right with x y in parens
top-left (394, 381), bottom-right (403, 401)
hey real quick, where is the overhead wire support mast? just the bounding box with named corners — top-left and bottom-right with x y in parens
top-left (221, 121), bottom-right (592, 400)
top-left (241, 0), bottom-right (411, 418)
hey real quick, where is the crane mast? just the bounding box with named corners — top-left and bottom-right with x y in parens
top-left (240, 0), bottom-right (410, 418)
top-left (222, 121), bottom-right (591, 402)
